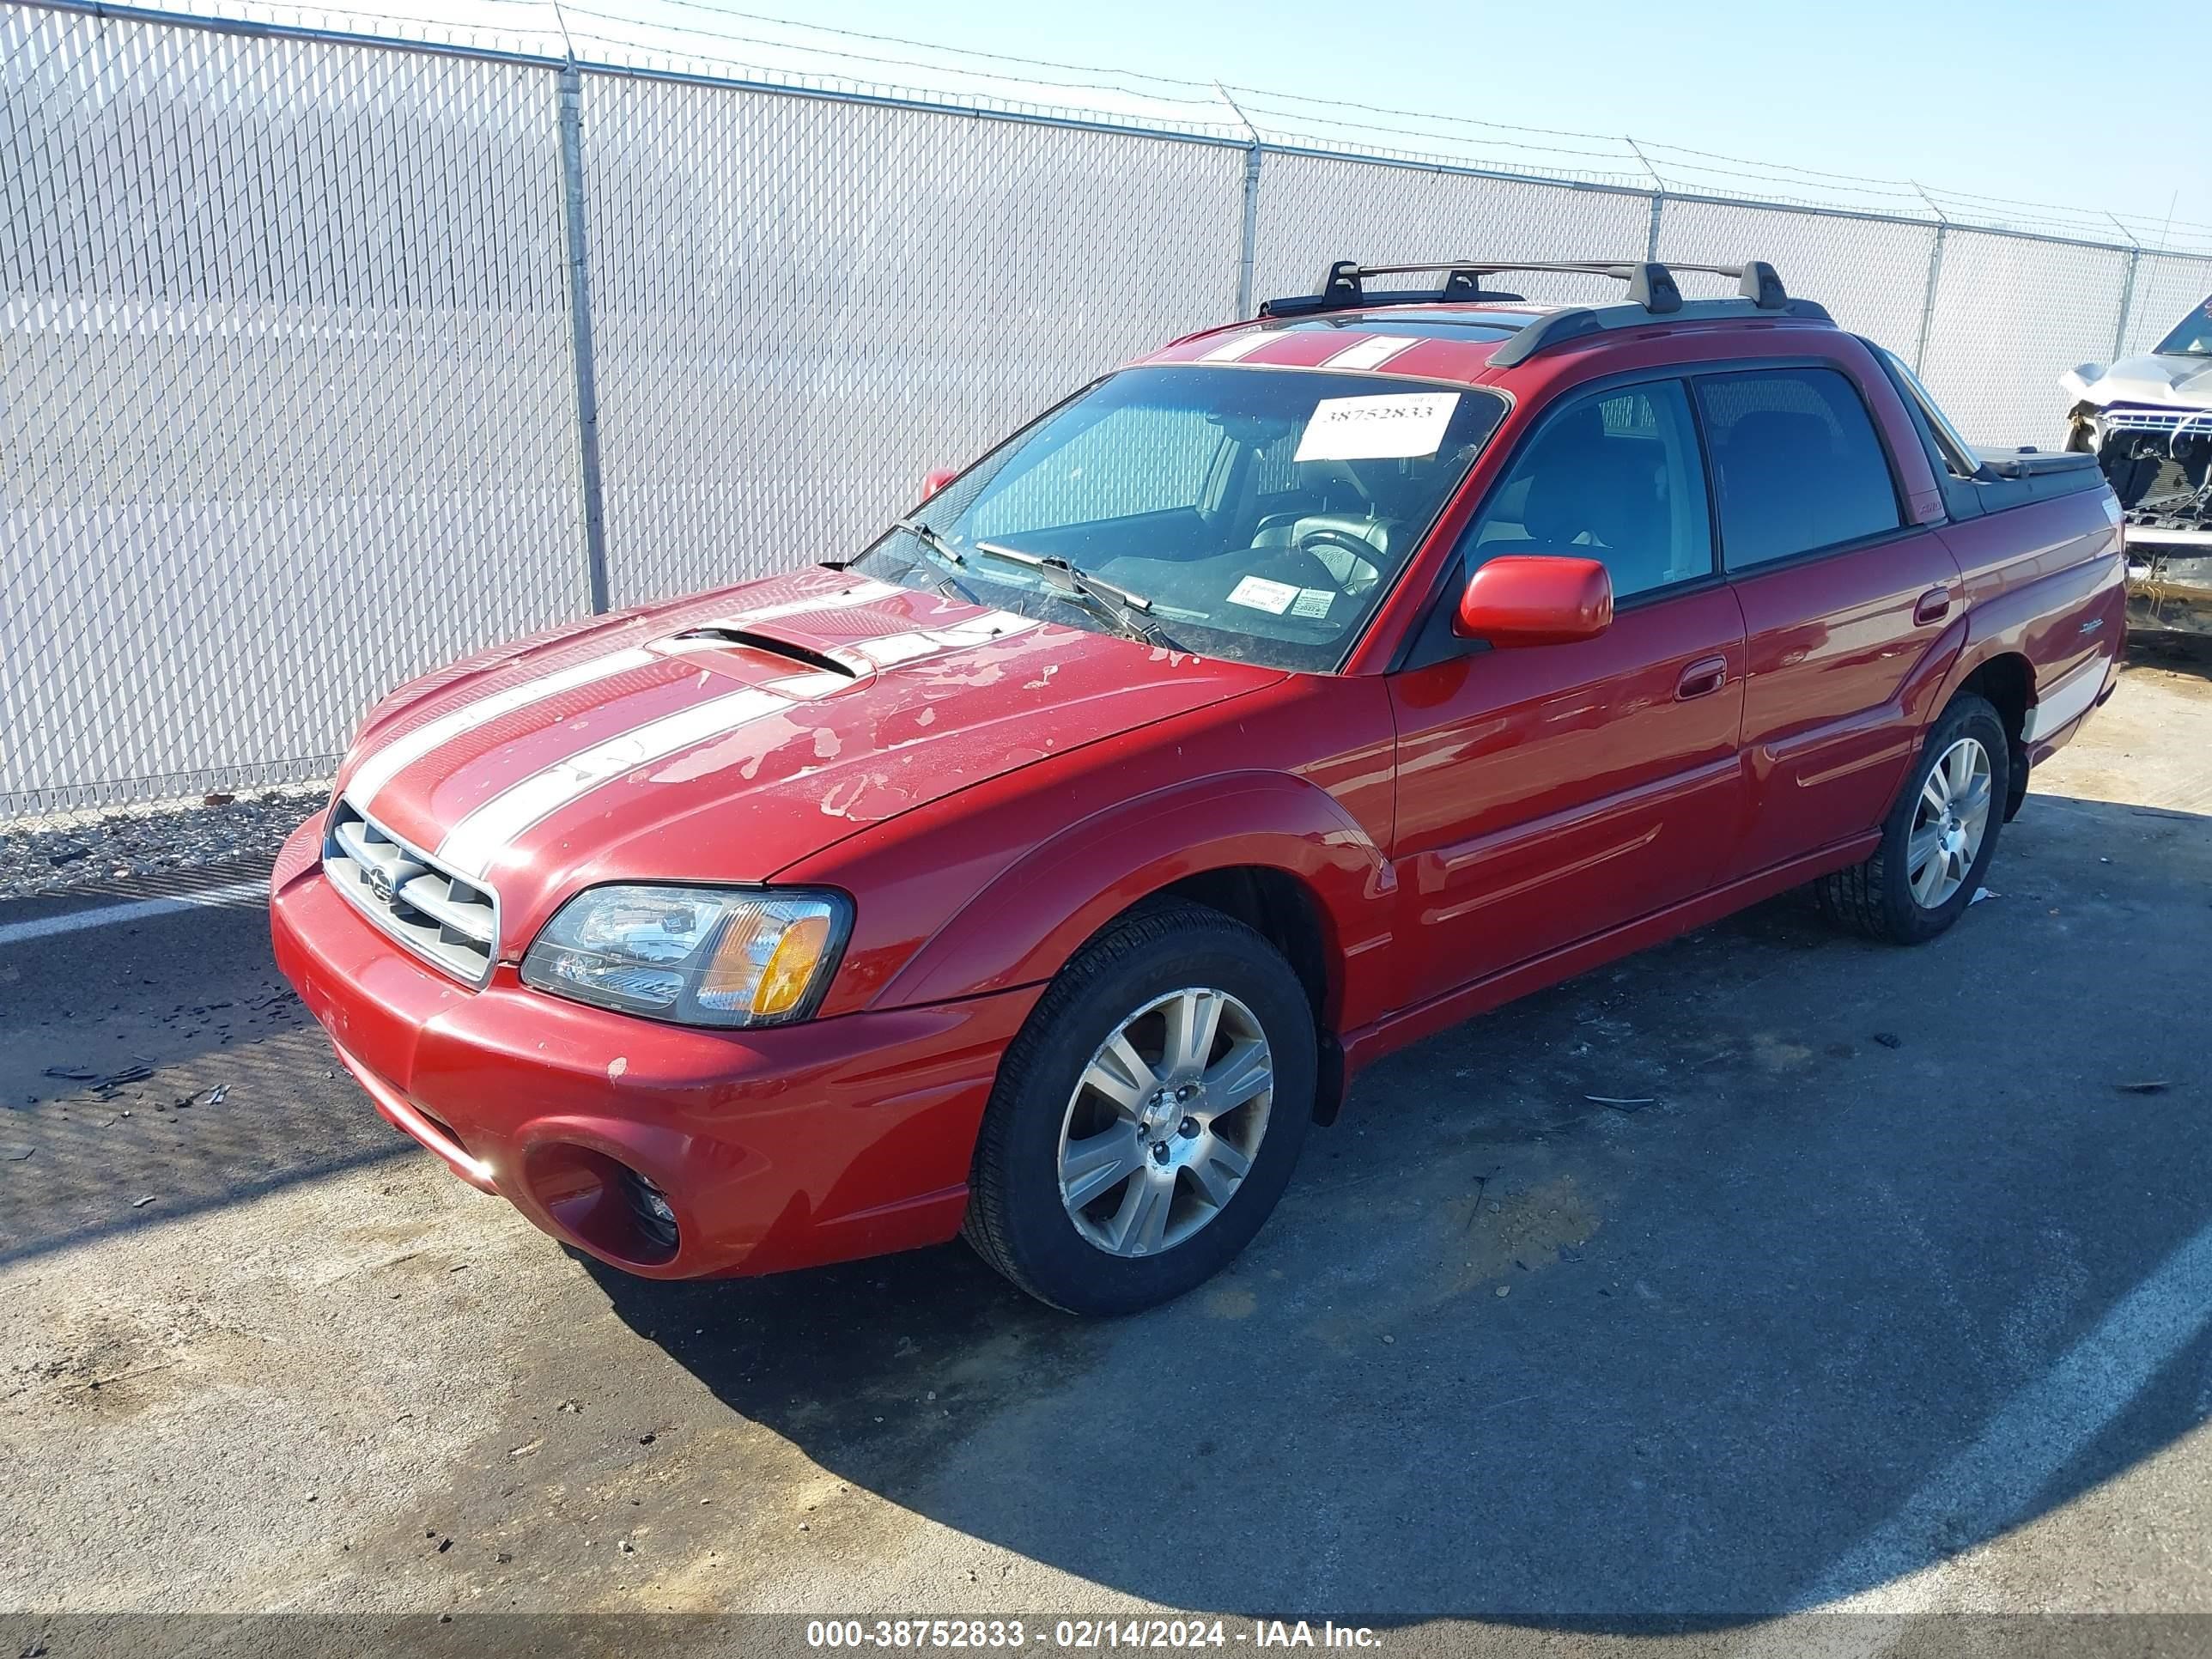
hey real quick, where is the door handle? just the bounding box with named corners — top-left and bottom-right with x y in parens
top-left (1914, 586), bottom-right (1952, 625)
top-left (1675, 655), bottom-right (1729, 701)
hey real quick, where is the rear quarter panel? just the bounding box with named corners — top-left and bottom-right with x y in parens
top-left (1940, 488), bottom-right (2127, 740)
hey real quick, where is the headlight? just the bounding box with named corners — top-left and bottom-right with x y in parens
top-left (520, 885), bottom-right (850, 1028)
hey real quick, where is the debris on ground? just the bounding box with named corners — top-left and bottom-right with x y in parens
top-left (42, 1063), bottom-right (154, 1097)
top-left (2116, 1080), bottom-right (2171, 1095)
top-left (1873, 1032), bottom-right (1904, 1048)
top-left (1587, 1094), bottom-right (1656, 1110)
top-left (0, 1142), bottom-right (33, 1161)
top-left (0, 784), bottom-right (329, 901)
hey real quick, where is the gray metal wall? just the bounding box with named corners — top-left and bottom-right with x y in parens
top-left (6, 2), bottom-right (2209, 817)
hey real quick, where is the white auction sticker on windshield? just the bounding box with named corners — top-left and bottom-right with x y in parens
top-left (1294, 392), bottom-right (1460, 462)
top-left (1228, 574), bottom-right (1300, 615)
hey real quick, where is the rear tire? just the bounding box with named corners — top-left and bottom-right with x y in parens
top-left (1814, 693), bottom-right (2009, 945)
top-left (963, 902), bottom-right (1316, 1316)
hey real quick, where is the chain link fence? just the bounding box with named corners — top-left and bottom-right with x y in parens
top-left (6, 0), bottom-right (2212, 817)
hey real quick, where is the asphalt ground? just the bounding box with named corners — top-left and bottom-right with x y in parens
top-left (3, 638), bottom-right (2210, 1659)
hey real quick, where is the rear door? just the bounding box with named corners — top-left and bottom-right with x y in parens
top-left (1387, 377), bottom-right (1747, 998)
top-left (1698, 363), bottom-right (1964, 876)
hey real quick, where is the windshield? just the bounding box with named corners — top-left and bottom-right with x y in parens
top-left (853, 365), bottom-right (1508, 672)
top-left (2154, 295), bottom-right (2212, 357)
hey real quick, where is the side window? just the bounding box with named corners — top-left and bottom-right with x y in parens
top-left (1694, 368), bottom-right (1903, 569)
top-left (969, 404), bottom-right (1225, 539)
top-left (1462, 379), bottom-right (1712, 602)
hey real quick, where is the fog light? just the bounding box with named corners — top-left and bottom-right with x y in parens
top-left (522, 1143), bottom-right (682, 1267)
top-left (621, 1167), bottom-right (679, 1254)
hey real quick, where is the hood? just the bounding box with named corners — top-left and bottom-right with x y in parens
top-left (335, 570), bottom-right (1283, 951)
top-left (2062, 353), bottom-right (2212, 410)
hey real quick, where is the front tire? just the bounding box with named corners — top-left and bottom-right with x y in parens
top-left (963, 902), bottom-right (1316, 1316)
top-left (1815, 693), bottom-right (2009, 944)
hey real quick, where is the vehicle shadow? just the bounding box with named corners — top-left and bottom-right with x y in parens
top-left (2124, 626), bottom-right (2212, 681)
top-left (0, 884), bottom-right (407, 1267)
top-left (585, 789), bottom-right (2212, 1628)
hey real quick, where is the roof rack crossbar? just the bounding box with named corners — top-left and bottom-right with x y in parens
top-left (1257, 257), bottom-right (1793, 321)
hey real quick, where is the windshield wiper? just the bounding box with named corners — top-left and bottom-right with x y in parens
top-left (968, 541), bottom-right (1175, 647)
top-left (865, 519), bottom-right (983, 602)
top-left (895, 518), bottom-right (968, 568)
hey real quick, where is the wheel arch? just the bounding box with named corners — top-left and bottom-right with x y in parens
top-left (1145, 865), bottom-right (1349, 1124)
top-left (1953, 649), bottom-right (2033, 817)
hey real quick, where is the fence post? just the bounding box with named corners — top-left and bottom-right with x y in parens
top-left (1645, 192), bottom-right (1664, 261)
top-left (1236, 143), bottom-right (1264, 319)
top-left (1913, 224), bottom-right (1947, 375)
top-left (2112, 246), bottom-right (2141, 362)
top-left (557, 62), bottom-right (611, 615)
top-left (1214, 82), bottom-right (1265, 321)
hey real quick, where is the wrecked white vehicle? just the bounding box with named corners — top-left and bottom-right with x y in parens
top-left (2063, 295), bottom-right (2212, 634)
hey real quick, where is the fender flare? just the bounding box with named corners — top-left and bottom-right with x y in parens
top-left (1936, 548), bottom-right (2126, 718)
top-left (875, 769), bottom-right (1396, 1018)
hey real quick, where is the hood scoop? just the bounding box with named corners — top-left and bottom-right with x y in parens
top-left (672, 625), bottom-right (862, 680)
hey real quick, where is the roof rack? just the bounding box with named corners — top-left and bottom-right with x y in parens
top-left (1255, 258), bottom-right (1832, 366)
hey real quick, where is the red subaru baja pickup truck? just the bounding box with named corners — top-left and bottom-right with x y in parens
top-left (272, 258), bottom-right (2124, 1314)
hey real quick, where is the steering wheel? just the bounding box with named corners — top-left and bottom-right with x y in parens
top-left (1291, 526), bottom-right (1386, 598)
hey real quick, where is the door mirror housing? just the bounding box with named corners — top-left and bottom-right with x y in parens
top-left (921, 466), bottom-right (960, 501)
top-left (1454, 555), bottom-right (1613, 647)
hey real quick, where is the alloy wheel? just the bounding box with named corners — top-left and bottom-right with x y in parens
top-left (1056, 987), bottom-right (1274, 1258)
top-left (1908, 736), bottom-right (1993, 908)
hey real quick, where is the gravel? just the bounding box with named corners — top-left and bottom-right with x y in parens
top-left (0, 784), bottom-right (331, 900)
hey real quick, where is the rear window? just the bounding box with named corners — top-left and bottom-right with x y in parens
top-left (1695, 368), bottom-right (1902, 569)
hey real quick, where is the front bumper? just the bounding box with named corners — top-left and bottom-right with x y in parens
top-left (269, 814), bottom-right (1038, 1279)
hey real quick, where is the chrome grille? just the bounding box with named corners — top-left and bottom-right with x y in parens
top-left (2100, 408), bottom-right (2212, 439)
top-left (323, 798), bottom-right (500, 986)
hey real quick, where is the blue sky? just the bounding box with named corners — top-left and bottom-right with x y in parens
top-left (760, 0), bottom-right (2209, 243)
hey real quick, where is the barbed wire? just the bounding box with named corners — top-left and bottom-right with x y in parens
top-left (75, 0), bottom-right (2212, 257)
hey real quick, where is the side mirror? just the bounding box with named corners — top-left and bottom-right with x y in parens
top-left (1454, 555), bottom-right (1613, 647)
top-left (921, 466), bottom-right (960, 501)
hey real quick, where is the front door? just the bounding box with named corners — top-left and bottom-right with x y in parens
top-left (1387, 377), bottom-right (1747, 1002)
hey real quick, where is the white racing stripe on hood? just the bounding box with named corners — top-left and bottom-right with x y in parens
top-left (430, 603), bottom-right (1026, 881)
top-left (763, 669), bottom-right (859, 700)
top-left (851, 611), bottom-right (1042, 668)
top-left (349, 583), bottom-right (895, 808)
top-left (348, 647), bottom-right (661, 808)
top-left (436, 687), bottom-right (790, 880)
top-left (717, 577), bottom-right (903, 627)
